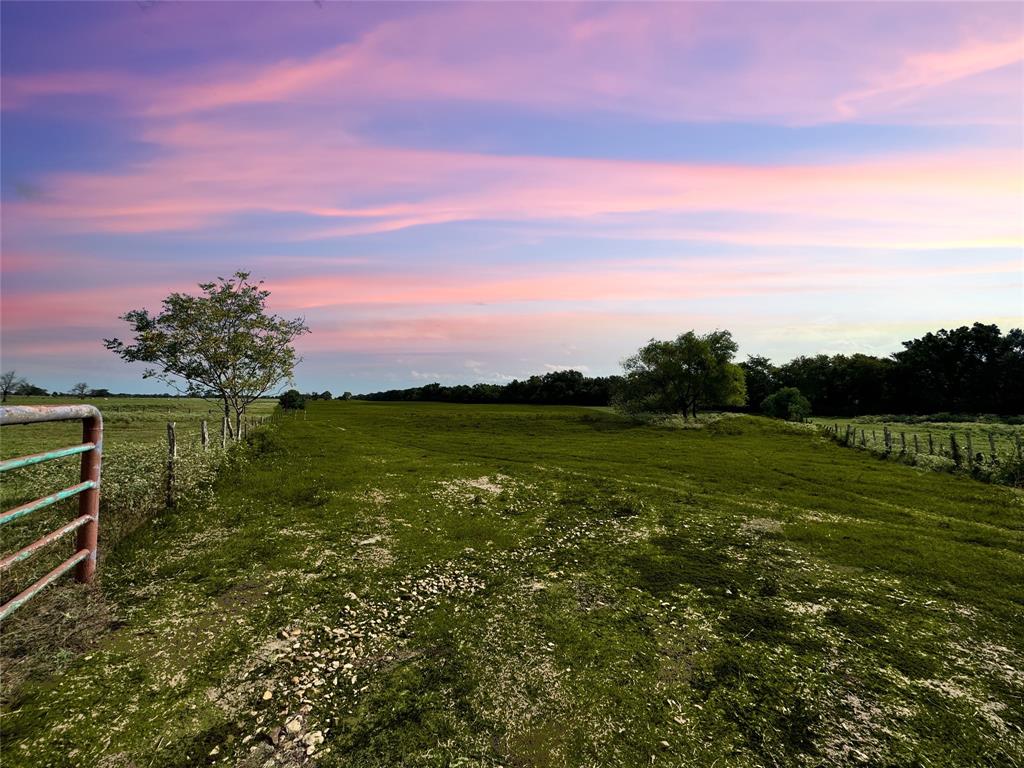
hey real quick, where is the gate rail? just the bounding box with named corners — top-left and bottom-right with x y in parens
top-left (0, 405), bottom-right (103, 620)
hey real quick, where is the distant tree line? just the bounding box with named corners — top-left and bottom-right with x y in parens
top-left (358, 370), bottom-right (621, 407)
top-left (354, 324), bottom-right (1022, 417)
top-left (741, 323), bottom-right (1022, 416)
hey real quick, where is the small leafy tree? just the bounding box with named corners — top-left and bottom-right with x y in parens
top-left (340, 391), bottom-right (353, 401)
top-left (279, 389), bottom-right (306, 410)
top-left (761, 387), bottom-right (812, 422)
top-left (1, 370), bottom-right (26, 402)
top-left (70, 382), bottom-right (90, 397)
top-left (105, 272), bottom-right (310, 438)
top-left (616, 330), bottom-right (746, 419)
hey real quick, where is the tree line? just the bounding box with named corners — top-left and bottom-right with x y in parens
top-left (354, 323), bottom-right (1022, 417)
top-left (357, 370), bottom-right (620, 407)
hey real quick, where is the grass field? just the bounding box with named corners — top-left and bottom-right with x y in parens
top-left (0, 395), bottom-right (277, 455)
top-left (809, 416), bottom-right (1022, 459)
top-left (2, 402), bottom-right (1023, 767)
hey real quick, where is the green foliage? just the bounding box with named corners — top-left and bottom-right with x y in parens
top-left (739, 355), bottom-right (777, 411)
top-left (104, 272), bottom-right (309, 438)
top-left (278, 389), bottom-right (306, 410)
top-left (361, 369), bottom-right (620, 406)
top-left (762, 387), bottom-right (812, 422)
top-left (616, 329), bottom-right (746, 419)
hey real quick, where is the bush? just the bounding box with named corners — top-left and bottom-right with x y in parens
top-left (278, 389), bottom-right (305, 410)
top-left (762, 388), bottom-right (812, 422)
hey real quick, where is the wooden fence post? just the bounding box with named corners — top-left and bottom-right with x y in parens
top-left (899, 432), bottom-right (906, 454)
top-left (201, 419), bottom-right (209, 452)
top-left (883, 427), bottom-right (892, 455)
top-left (913, 434), bottom-right (919, 454)
top-left (927, 432), bottom-right (934, 455)
top-left (845, 424), bottom-right (852, 445)
top-left (860, 428), bottom-right (867, 447)
top-left (965, 433), bottom-right (974, 467)
top-left (950, 433), bottom-right (961, 467)
top-left (166, 421), bottom-right (177, 508)
top-left (987, 433), bottom-right (997, 464)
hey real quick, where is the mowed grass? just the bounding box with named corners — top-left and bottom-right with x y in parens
top-left (2, 402), bottom-right (1022, 767)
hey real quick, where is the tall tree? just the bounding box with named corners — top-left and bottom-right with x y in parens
top-left (70, 382), bottom-right (90, 397)
top-left (105, 272), bottom-right (310, 438)
top-left (616, 330), bottom-right (746, 419)
top-left (1, 370), bottom-right (25, 402)
top-left (739, 355), bottom-right (777, 412)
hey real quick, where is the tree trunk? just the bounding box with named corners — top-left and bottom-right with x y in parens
top-left (223, 403), bottom-right (234, 440)
top-left (234, 406), bottom-right (245, 441)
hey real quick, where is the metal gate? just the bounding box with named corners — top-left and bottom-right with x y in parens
top-left (0, 405), bottom-right (103, 620)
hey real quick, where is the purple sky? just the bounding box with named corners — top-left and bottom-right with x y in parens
top-left (1, 1), bottom-right (1022, 393)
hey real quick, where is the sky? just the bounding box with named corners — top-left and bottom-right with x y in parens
top-left (1, 1), bottom-right (1022, 395)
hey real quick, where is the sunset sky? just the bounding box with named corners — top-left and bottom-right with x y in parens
top-left (1, 1), bottom-right (1022, 394)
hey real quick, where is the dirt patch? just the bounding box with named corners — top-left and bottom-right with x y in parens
top-left (740, 517), bottom-right (784, 534)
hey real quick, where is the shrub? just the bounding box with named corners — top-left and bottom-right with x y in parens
top-left (278, 389), bottom-right (305, 410)
top-left (762, 388), bottom-right (812, 422)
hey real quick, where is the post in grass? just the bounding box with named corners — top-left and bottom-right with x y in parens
top-left (201, 419), bottom-right (209, 452)
top-left (900, 432), bottom-right (906, 454)
top-left (987, 433), bottom-right (997, 464)
top-left (166, 421), bottom-right (177, 508)
top-left (928, 432), bottom-right (934, 455)
top-left (950, 433), bottom-right (961, 467)
top-left (965, 432), bottom-right (974, 467)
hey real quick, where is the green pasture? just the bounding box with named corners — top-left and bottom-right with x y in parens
top-left (1, 402), bottom-right (1022, 767)
top-left (0, 395), bottom-right (277, 456)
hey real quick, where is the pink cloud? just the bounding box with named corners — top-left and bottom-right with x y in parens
top-left (9, 128), bottom-right (1019, 252)
top-left (5, 4), bottom-right (1020, 125)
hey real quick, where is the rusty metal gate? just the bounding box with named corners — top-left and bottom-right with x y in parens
top-left (0, 405), bottom-right (103, 620)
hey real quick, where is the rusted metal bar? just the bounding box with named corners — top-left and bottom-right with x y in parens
top-left (0, 514), bottom-right (94, 571)
top-left (0, 404), bottom-right (101, 426)
top-left (0, 481), bottom-right (97, 527)
top-left (0, 550), bottom-right (90, 621)
top-left (0, 442), bottom-right (96, 473)
top-left (76, 412), bottom-right (102, 582)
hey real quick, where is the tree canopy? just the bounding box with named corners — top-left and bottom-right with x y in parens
top-left (105, 272), bottom-right (309, 437)
top-left (761, 387), bottom-right (812, 422)
top-left (616, 330), bottom-right (747, 418)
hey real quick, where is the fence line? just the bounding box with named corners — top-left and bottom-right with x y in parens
top-left (821, 422), bottom-right (1021, 484)
top-left (163, 413), bottom-right (270, 508)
